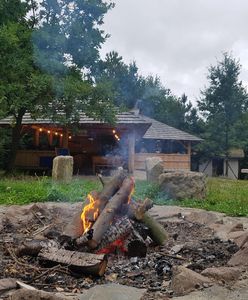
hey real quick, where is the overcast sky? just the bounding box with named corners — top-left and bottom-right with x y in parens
top-left (101, 0), bottom-right (248, 103)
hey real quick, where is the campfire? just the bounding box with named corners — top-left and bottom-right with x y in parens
top-left (11, 169), bottom-right (167, 278)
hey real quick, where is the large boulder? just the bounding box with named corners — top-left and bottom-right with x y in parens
top-left (145, 157), bottom-right (164, 183)
top-left (52, 156), bottom-right (73, 183)
top-left (158, 171), bottom-right (206, 200)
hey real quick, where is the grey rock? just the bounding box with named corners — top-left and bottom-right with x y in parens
top-left (171, 266), bottom-right (212, 296)
top-left (201, 266), bottom-right (242, 282)
top-left (52, 155), bottom-right (73, 183)
top-left (79, 284), bottom-right (147, 300)
top-left (145, 157), bottom-right (163, 183)
top-left (159, 171), bottom-right (206, 200)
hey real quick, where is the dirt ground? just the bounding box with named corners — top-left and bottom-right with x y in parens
top-left (1, 203), bottom-right (248, 299)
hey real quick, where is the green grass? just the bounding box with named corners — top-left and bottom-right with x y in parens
top-left (0, 176), bottom-right (247, 217)
top-left (0, 176), bottom-right (101, 205)
top-left (174, 178), bottom-right (248, 217)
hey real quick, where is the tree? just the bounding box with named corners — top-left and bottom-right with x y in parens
top-left (0, 16), bottom-right (54, 171)
top-left (32, 0), bottom-right (117, 127)
top-left (95, 51), bottom-right (143, 109)
top-left (198, 53), bottom-right (248, 174)
top-left (0, 0), bottom-right (116, 172)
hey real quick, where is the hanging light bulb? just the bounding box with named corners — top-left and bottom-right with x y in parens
top-left (47, 130), bottom-right (51, 134)
top-left (39, 128), bottom-right (42, 132)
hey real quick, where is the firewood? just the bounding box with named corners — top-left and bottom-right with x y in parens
top-left (127, 198), bottom-right (153, 220)
top-left (124, 229), bottom-right (147, 257)
top-left (38, 248), bottom-right (107, 276)
top-left (15, 239), bottom-right (59, 257)
top-left (140, 212), bottom-right (168, 245)
top-left (62, 168), bottom-right (127, 240)
top-left (96, 216), bottom-right (133, 252)
top-left (97, 167), bottom-right (127, 210)
top-left (76, 177), bottom-right (134, 249)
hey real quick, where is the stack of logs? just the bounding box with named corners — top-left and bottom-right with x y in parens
top-left (14, 169), bottom-right (168, 277)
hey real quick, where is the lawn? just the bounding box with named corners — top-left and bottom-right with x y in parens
top-left (0, 176), bottom-right (247, 217)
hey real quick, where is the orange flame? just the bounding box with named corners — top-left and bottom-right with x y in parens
top-left (128, 177), bottom-right (135, 204)
top-left (81, 193), bottom-right (99, 233)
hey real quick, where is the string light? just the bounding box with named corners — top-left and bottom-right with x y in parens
top-left (37, 127), bottom-right (72, 139)
top-left (112, 129), bottom-right (116, 134)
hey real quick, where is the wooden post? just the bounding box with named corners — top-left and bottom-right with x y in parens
top-left (48, 131), bottom-right (53, 146)
top-left (128, 130), bottom-right (135, 174)
top-left (62, 128), bottom-right (69, 148)
top-left (59, 134), bottom-right (63, 147)
top-left (34, 129), bottom-right (39, 147)
top-left (187, 142), bottom-right (191, 170)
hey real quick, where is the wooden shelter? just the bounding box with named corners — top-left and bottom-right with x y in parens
top-left (0, 112), bottom-right (202, 174)
top-left (134, 116), bottom-right (202, 171)
top-left (0, 112), bottom-right (151, 174)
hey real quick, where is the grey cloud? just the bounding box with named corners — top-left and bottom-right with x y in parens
top-left (101, 0), bottom-right (248, 102)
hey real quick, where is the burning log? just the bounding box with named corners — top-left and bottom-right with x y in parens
top-left (96, 216), bottom-right (133, 252)
top-left (62, 168), bottom-right (127, 240)
top-left (77, 177), bottom-right (135, 249)
top-left (38, 248), bottom-right (107, 276)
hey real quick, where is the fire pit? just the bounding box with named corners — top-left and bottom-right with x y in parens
top-left (0, 171), bottom-right (247, 299)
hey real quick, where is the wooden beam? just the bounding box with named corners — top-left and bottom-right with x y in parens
top-left (187, 142), bottom-right (191, 170)
top-left (34, 129), bottom-right (39, 147)
top-left (128, 130), bottom-right (135, 174)
top-left (62, 128), bottom-right (69, 148)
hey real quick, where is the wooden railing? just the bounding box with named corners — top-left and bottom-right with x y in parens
top-left (134, 153), bottom-right (190, 171)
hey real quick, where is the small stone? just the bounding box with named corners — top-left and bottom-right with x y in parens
top-left (131, 257), bottom-right (138, 264)
top-left (171, 266), bottom-right (212, 296)
top-left (202, 267), bottom-right (241, 282)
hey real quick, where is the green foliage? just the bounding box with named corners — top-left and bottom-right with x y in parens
top-left (198, 53), bottom-right (248, 159)
top-left (96, 51), bottom-right (143, 109)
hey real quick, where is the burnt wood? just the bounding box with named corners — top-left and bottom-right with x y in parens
top-left (76, 177), bottom-right (134, 249)
top-left (96, 216), bottom-right (133, 251)
top-left (38, 248), bottom-right (107, 276)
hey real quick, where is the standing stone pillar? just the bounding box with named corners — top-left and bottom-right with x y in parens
top-left (52, 156), bottom-right (73, 183)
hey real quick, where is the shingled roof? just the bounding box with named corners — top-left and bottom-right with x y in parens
top-left (142, 116), bottom-right (202, 142)
top-left (0, 112), bottom-right (151, 126)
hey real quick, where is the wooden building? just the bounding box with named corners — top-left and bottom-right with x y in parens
top-left (134, 116), bottom-right (202, 171)
top-left (0, 112), bottom-right (202, 174)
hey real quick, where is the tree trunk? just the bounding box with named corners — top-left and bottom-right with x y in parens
top-left (6, 109), bottom-right (26, 173)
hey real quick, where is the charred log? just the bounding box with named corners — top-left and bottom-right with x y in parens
top-left (96, 216), bottom-right (133, 252)
top-left (15, 239), bottom-right (59, 257)
top-left (38, 248), bottom-right (107, 276)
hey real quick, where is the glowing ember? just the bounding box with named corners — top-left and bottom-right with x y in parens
top-left (81, 193), bottom-right (99, 233)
